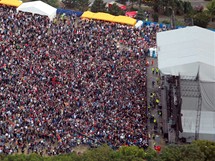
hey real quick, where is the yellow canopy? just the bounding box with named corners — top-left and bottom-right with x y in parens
top-left (81, 11), bottom-right (136, 26)
top-left (0, 0), bottom-right (22, 7)
top-left (113, 16), bottom-right (136, 26)
top-left (92, 12), bottom-right (115, 22)
top-left (81, 11), bottom-right (95, 19)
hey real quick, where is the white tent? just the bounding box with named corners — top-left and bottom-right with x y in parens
top-left (17, 1), bottom-right (56, 20)
top-left (135, 21), bottom-right (143, 29)
top-left (157, 26), bottom-right (215, 141)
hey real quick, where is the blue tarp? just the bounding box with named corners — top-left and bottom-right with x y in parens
top-left (57, 8), bottom-right (83, 17)
top-left (208, 28), bottom-right (215, 32)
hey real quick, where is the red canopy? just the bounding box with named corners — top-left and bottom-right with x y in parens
top-left (108, 2), bottom-right (127, 11)
top-left (125, 11), bottom-right (137, 18)
top-left (120, 5), bottom-right (126, 10)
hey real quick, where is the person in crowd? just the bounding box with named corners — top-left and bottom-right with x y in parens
top-left (0, 4), bottom-right (167, 155)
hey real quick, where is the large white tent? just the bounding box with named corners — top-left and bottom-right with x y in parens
top-left (157, 26), bottom-right (215, 141)
top-left (17, 1), bottom-right (56, 20)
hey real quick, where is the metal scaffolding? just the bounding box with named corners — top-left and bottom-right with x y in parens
top-left (180, 75), bottom-right (202, 140)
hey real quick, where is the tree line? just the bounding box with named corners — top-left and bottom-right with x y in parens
top-left (1, 140), bottom-right (215, 161)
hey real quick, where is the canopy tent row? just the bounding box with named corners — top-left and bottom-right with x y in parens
top-left (17, 0), bottom-right (56, 20)
top-left (0, 0), bottom-right (22, 7)
top-left (81, 11), bottom-right (136, 26)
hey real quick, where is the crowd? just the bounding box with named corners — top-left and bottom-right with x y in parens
top-left (0, 5), bottom-right (167, 155)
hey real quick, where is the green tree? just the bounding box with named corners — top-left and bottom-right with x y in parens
top-left (27, 153), bottom-right (44, 161)
top-left (159, 144), bottom-right (205, 161)
top-left (62, 0), bottom-right (90, 11)
top-left (43, 0), bottom-right (59, 8)
top-left (3, 154), bottom-right (27, 161)
top-left (108, 3), bottom-right (125, 16)
top-left (78, 0), bottom-right (90, 12)
top-left (46, 153), bottom-right (79, 161)
top-left (144, 148), bottom-right (158, 161)
top-left (175, 0), bottom-right (184, 15)
top-left (30, 0), bottom-right (59, 8)
top-left (207, 0), bottom-right (215, 18)
top-left (183, 1), bottom-right (193, 14)
top-left (116, 146), bottom-right (157, 161)
top-left (62, 0), bottom-right (77, 9)
top-left (113, 146), bottom-right (140, 161)
top-left (91, 0), bottom-right (106, 13)
top-left (192, 11), bottom-right (210, 28)
top-left (192, 140), bottom-right (215, 161)
top-left (136, 9), bottom-right (146, 20)
top-left (81, 144), bottom-right (114, 161)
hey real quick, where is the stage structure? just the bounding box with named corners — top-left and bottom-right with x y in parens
top-left (157, 26), bottom-right (215, 142)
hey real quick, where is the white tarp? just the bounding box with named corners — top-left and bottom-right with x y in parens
top-left (17, 1), bottom-right (56, 20)
top-left (135, 21), bottom-right (143, 29)
top-left (180, 109), bottom-right (215, 141)
top-left (157, 26), bottom-right (215, 141)
top-left (157, 26), bottom-right (215, 81)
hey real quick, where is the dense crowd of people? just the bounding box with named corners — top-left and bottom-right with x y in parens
top-left (0, 5), bottom-right (167, 155)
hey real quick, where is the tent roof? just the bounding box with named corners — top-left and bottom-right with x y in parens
top-left (17, 1), bottom-right (56, 20)
top-left (157, 26), bottom-right (215, 82)
top-left (126, 11), bottom-right (137, 18)
top-left (81, 11), bottom-right (136, 26)
top-left (92, 12), bottom-right (115, 22)
top-left (0, 0), bottom-right (22, 7)
top-left (112, 15), bottom-right (136, 26)
top-left (81, 11), bottom-right (95, 19)
top-left (158, 26), bottom-right (215, 141)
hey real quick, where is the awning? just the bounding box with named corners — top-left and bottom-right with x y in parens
top-left (125, 11), bottom-right (137, 18)
top-left (113, 15), bottom-right (136, 26)
top-left (0, 0), bottom-right (22, 7)
top-left (120, 5), bottom-right (126, 10)
top-left (92, 12), bottom-right (115, 22)
top-left (81, 11), bottom-right (95, 19)
top-left (81, 11), bottom-right (136, 26)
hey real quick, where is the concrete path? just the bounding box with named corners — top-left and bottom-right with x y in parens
top-left (146, 56), bottom-right (166, 149)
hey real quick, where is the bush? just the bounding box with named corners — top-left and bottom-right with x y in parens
top-left (1, 142), bottom-right (215, 161)
top-left (192, 140), bottom-right (215, 161)
top-left (183, 1), bottom-right (193, 14)
top-left (91, 0), bottom-right (106, 13)
top-left (192, 11), bottom-right (210, 28)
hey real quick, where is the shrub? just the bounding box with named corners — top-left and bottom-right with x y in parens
top-left (192, 11), bottom-right (210, 28)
